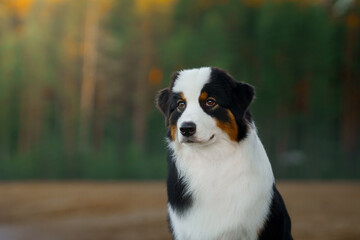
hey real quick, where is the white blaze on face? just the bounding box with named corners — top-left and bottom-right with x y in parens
top-left (172, 67), bottom-right (217, 143)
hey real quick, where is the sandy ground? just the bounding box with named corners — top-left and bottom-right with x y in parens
top-left (0, 181), bottom-right (359, 240)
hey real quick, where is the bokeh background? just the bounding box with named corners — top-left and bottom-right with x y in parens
top-left (0, 0), bottom-right (359, 180)
top-left (0, 0), bottom-right (359, 239)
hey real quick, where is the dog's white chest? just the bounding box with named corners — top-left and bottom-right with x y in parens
top-left (169, 176), bottom-right (271, 240)
top-left (168, 131), bottom-right (274, 240)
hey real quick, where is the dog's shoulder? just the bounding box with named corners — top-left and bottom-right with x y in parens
top-left (259, 185), bottom-right (293, 240)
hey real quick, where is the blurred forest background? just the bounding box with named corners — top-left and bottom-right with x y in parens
top-left (0, 0), bottom-right (359, 180)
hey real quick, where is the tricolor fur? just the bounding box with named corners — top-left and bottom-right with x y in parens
top-left (156, 67), bottom-right (292, 240)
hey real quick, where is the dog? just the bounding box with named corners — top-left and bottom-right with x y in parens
top-left (156, 67), bottom-right (292, 240)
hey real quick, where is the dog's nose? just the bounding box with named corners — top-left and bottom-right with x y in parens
top-left (180, 122), bottom-right (196, 137)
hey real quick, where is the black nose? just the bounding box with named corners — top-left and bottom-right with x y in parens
top-left (180, 122), bottom-right (196, 137)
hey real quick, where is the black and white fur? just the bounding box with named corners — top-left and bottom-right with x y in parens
top-left (156, 67), bottom-right (292, 240)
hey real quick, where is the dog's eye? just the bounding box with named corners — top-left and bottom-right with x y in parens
top-left (177, 100), bottom-right (186, 110)
top-left (206, 98), bottom-right (216, 107)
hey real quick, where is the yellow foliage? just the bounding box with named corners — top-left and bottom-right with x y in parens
top-left (136, 0), bottom-right (176, 15)
top-left (1, 0), bottom-right (35, 16)
top-left (0, 0), bottom-right (65, 17)
top-left (0, 0), bottom-right (114, 18)
top-left (93, 0), bottom-right (114, 15)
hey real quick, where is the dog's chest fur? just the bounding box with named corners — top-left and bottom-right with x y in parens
top-left (167, 129), bottom-right (274, 240)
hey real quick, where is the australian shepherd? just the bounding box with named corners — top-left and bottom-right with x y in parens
top-left (156, 67), bottom-right (292, 240)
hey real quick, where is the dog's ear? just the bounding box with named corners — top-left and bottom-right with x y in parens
top-left (169, 71), bottom-right (179, 89)
top-left (156, 88), bottom-right (170, 125)
top-left (171, 71), bottom-right (179, 82)
top-left (210, 67), bottom-right (254, 120)
top-left (232, 82), bottom-right (254, 120)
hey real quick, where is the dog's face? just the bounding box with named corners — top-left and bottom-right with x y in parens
top-left (156, 67), bottom-right (254, 146)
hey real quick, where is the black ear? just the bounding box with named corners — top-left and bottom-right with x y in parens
top-left (156, 88), bottom-right (170, 124)
top-left (169, 71), bottom-right (179, 89)
top-left (232, 82), bottom-right (255, 119)
top-left (171, 71), bottom-right (179, 82)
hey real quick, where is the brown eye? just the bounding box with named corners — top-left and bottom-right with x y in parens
top-left (206, 98), bottom-right (216, 107)
top-left (177, 100), bottom-right (186, 110)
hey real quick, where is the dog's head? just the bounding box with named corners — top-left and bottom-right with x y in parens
top-left (156, 67), bottom-right (254, 146)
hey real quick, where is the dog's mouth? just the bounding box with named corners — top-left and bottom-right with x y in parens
top-left (182, 134), bottom-right (215, 144)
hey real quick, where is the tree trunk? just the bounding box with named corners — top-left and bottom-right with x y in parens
top-left (132, 19), bottom-right (153, 148)
top-left (80, 0), bottom-right (100, 150)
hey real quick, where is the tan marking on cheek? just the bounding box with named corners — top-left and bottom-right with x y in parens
top-left (168, 112), bottom-right (177, 141)
top-left (200, 92), bottom-right (208, 101)
top-left (170, 124), bottom-right (177, 141)
top-left (215, 110), bottom-right (238, 142)
top-left (180, 93), bottom-right (186, 102)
